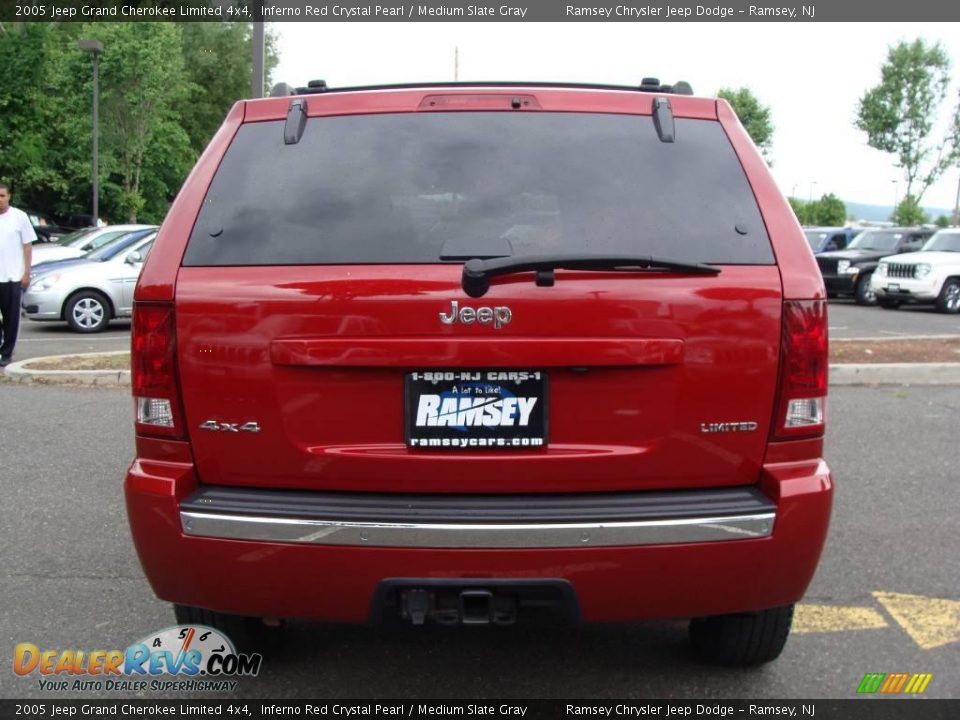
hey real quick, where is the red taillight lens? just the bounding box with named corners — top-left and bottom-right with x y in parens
top-left (772, 300), bottom-right (828, 440)
top-left (132, 302), bottom-right (184, 438)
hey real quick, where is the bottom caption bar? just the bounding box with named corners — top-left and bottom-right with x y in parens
top-left (1, 701), bottom-right (955, 720)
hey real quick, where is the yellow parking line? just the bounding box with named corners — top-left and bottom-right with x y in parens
top-left (873, 592), bottom-right (960, 650)
top-left (793, 604), bottom-right (888, 634)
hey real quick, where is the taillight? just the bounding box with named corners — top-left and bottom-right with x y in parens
top-left (132, 302), bottom-right (184, 438)
top-left (771, 300), bottom-right (827, 440)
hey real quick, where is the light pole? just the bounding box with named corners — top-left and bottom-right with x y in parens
top-left (808, 181), bottom-right (817, 203)
top-left (252, 1), bottom-right (264, 98)
top-left (78, 39), bottom-right (103, 226)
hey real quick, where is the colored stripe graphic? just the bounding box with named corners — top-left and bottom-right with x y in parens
top-left (880, 673), bottom-right (909, 693)
top-left (904, 673), bottom-right (933, 694)
top-left (857, 673), bottom-right (885, 693)
top-left (857, 672), bottom-right (932, 694)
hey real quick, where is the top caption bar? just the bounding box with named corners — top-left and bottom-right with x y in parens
top-left (4, 0), bottom-right (960, 22)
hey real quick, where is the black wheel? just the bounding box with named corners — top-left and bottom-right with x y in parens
top-left (854, 274), bottom-right (877, 306)
top-left (935, 278), bottom-right (960, 314)
top-left (64, 290), bottom-right (111, 333)
top-left (173, 604), bottom-right (283, 654)
top-left (879, 299), bottom-right (901, 310)
top-left (689, 604), bottom-right (794, 666)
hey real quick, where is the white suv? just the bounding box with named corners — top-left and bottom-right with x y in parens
top-left (872, 229), bottom-right (960, 313)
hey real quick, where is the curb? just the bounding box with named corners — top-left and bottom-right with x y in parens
top-left (832, 334), bottom-right (960, 342)
top-left (2, 351), bottom-right (130, 387)
top-left (828, 363), bottom-right (960, 386)
top-left (4, 352), bottom-right (960, 387)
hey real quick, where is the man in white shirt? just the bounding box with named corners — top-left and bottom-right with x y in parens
top-left (0, 183), bottom-right (36, 366)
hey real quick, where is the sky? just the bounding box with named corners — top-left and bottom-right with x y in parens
top-left (271, 21), bottom-right (960, 214)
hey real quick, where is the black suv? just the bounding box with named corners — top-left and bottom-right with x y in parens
top-left (25, 209), bottom-right (71, 243)
top-left (817, 227), bottom-right (934, 305)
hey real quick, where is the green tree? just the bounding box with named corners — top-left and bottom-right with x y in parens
top-left (855, 39), bottom-right (960, 203)
top-left (788, 197), bottom-right (811, 225)
top-left (718, 87), bottom-right (774, 161)
top-left (0, 23), bottom-right (72, 210)
top-left (811, 193), bottom-right (847, 226)
top-left (1, 21), bottom-right (274, 224)
top-left (100, 23), bottom-right (193, 222)
top-left (50, 23), bottom-right (195, 223)
top-left (892, 195), bottom-right (930, 226)
top-left (178, 22), bottom-right (279, 154)
top-left (934, 214), bottom-right (951, 228)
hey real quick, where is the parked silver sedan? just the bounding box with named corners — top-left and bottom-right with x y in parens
top-left (22, 232), bottom-right (156, 333)
top-left (30, 223), bottom-right (154, 265)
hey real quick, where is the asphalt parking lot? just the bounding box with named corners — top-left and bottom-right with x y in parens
top-left (0, 377), bottom-right (957, 700)
top-left (2, 302), bottom-right (958, 701)
top-left (827, 300), bottom-right (960, 339)
top-left (13, 320), bottom-right (131, 363)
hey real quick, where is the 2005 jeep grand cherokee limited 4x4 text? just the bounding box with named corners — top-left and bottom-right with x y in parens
top-left (125, 80), bottom-right (832, 666)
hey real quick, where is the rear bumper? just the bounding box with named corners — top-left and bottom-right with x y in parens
top-left (125, 454), bottom-right (832, 623)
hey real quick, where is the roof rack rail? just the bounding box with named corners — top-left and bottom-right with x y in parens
top-left (268, 80), bottom-right (695, 97)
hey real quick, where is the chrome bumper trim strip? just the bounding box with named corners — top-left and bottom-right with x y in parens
top-left (180, 511), bottom-right (776, 549)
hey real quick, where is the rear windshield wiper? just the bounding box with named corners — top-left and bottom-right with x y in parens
top-left (461, 254), bottom-right (720, 298)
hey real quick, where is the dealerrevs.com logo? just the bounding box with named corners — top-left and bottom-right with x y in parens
top-left (14, 625), bottom-right (262, 693)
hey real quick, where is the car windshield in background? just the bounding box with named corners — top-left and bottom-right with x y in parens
top-left (848, 231), bottom-right (901, 251)
top-left (921, 232), bottom-right (960, 252)
top-left (85, 230), bottom-right (156, 261)
top-left (184, 112), bottom-right (774, 267)
top-left (87, 229), bottom-right (133, 250)
top-left (53, 227), bottom-right (96, 247)
top-left (804, 231), bottom-right (828, 251)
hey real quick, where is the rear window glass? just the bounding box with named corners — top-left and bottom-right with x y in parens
top-left (183, 111), bottom-right (774, 266)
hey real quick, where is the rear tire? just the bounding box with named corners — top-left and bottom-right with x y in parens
top-left (935, 278), bottom-right (960, 314)
top-left (879, 299), bottom-right (901, 310)
top-left (173, 604), bottom-right (283, 654)
top-left (689, 604), bottom-right (794, 666)
top-left (854, 274), bottom-right (877, 306)
top-left (65, 291), bottom-right (111, 333)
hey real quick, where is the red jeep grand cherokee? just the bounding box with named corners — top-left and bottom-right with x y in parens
top-left (126, 80), bottom-right (831, 665)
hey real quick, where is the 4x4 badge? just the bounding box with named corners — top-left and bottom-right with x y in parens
top-left (439, 300), bottom-right (512, 329)
top-left (199, 420), bottom-right (261, 433)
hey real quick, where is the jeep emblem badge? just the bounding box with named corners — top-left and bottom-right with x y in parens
top-left (439, 300), bottom-right (512, 329)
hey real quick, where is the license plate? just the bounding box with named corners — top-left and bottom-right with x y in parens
top-left (405, 370), bottom-right (548, 449)
top-left (887, 283), bottom-right (900, 292)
